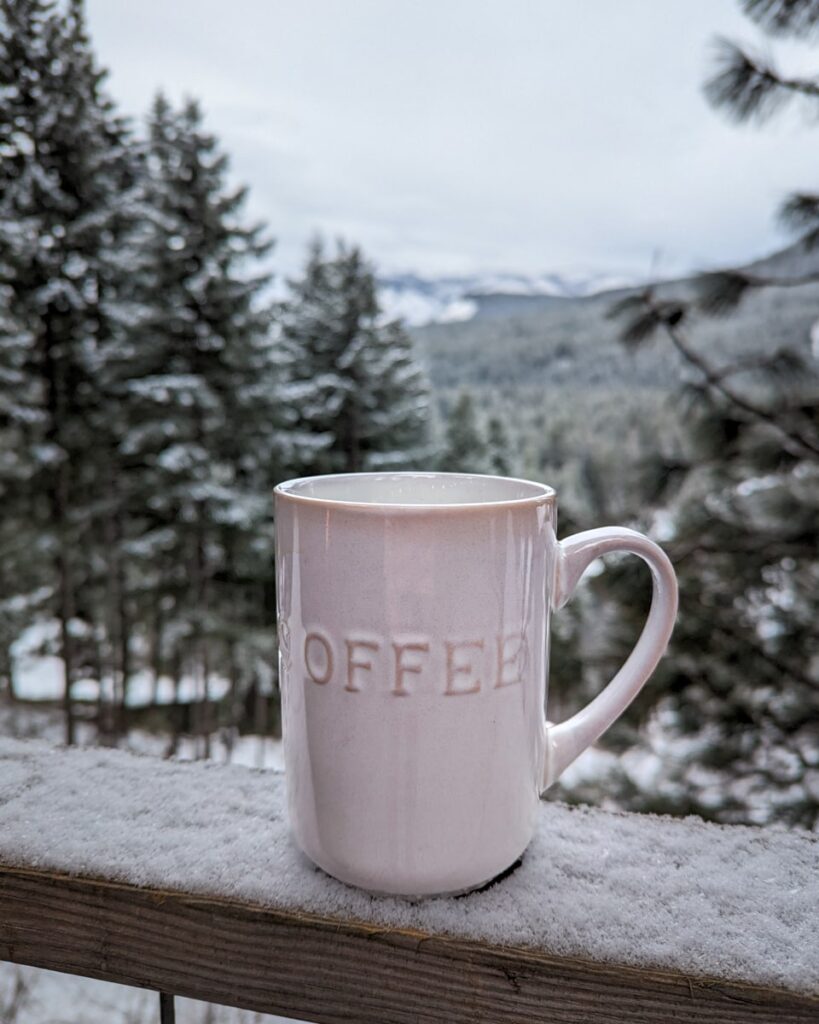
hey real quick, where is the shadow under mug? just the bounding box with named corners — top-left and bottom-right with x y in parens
top-left (274, 472), bottom-right (678, 897)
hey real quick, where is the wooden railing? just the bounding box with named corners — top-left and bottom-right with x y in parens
top-left (0, 737), bottom-right (816, 1023)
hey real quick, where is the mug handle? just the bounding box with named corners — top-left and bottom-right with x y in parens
top-left (542, 526), bottom-right (678, 791)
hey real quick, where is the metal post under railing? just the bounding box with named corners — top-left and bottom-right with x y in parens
top-left (159, 991), bottom-right (176, 1024)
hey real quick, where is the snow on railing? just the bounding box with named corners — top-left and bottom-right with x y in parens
top-left (0, 737), bottom-right (816, 1023)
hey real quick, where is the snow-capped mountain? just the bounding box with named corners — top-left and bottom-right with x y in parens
top-left (378, 269), bottom-right (641, 326)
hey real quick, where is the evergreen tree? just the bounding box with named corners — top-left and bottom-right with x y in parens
top-left (487, 414), bottom-right (513, 476)
top-left (279, 239), bottom-right (430, 474)
top-left (440, 391), bottom-right (488, 473)
top-left (0, 0), bottom-right (142, 742)
top-left (608, 0), bottom-right (819, 827)
top-left (0, 4), bottom-right (300, 751)
top-left (121, 93), bottom-right (286, 750)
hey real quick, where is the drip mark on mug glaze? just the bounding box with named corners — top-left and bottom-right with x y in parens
top-left (277, 620), bottom-right (292, 672)
top-left (300, 628), bottom-right (527, 696)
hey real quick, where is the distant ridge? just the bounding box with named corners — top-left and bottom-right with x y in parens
top-left (379, 240), bottom-right (819, 328)
top-left (378, 268), bottom-right (645, 326)
top-left (742, 238), bottom-right (819, 280)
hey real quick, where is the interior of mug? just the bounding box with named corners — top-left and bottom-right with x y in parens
top-left (276, 472), bottom-right (554, 506)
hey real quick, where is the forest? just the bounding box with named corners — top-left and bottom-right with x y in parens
top-left (1, 0), bottom-right (818, 836)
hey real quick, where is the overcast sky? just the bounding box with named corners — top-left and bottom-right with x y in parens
top-left (86, 0), bottom-right (818, 279)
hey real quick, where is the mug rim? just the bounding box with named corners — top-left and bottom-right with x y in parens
top-left (274, 471), bottom-right (556, 511)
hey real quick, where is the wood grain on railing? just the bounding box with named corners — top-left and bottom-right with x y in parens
top-left (1, 864), bottom-right (817, 1024)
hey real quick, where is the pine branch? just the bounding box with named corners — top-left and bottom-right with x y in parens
top-left (779, 193), bottom-right (819, 248)
top-left (670, 536), bottom-right (814, 562)
top-left (697, 271), bottom-right (755, 315)
top-left (707, 348), bottom-right (806, 383)
top-left (780, 192), bottom-right (819, 229)
top-left (698, 268), bottom-right (819, 315)
top-left (606, 290), bottom-right (686, 347)
top-left (610, 293), bottom-right (819, 458)
top-left (744, 0), bottom-right (819, 37)
top-left (704, 38), bottom-right (819, 123)
top-left (685, 609), bottom-right (819, 700)
top-left (662, 320), bottom-right (819, 459)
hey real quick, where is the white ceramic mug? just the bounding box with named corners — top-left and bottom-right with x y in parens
top-left (274, 472), bottom-right (678, 897)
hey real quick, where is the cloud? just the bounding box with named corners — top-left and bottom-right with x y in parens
top-left (87, 0), bottom-right (818, 276)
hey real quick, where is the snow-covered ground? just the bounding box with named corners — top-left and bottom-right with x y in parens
top-left (11, 620), bottom-right (233, 706)
top-left (0, 697), bottom-right (284, 770)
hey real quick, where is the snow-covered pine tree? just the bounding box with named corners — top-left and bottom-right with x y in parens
top-left (0, 0), bottom-right (142, 742)
top-left (607, 0), bottom-right (819, 827)
top-left (279, 238), bottom-right (431, 474)
top-left (439, 391), bottom-right (488, 473)
top-left (120, 93), bottom-right (285, 750)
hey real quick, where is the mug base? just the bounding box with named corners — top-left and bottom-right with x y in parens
top-left (453, 854), bottom-right (524, 898)
top-left (296, 842), bottom-right (526, 900)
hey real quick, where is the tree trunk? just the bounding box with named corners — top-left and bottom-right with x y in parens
top-left (190, 512), bottom-right (212, 761)
top-left (253, 682), bottom-right (267, 769)
top-left (200, 632), bottom-right (211, 761)
top-left (56, 462), bottom-right (76, 747)
top-left (4, 644), bottom-right (17, 703)
top-left (101, 497), bottom-right (120, 742)
top-left (164, 649), bottom-right (183, 759)
top-left (42, 311), bottom-right (79, 748)
top-left (151, 601), bottom-right (164, 706)
top-left (115, 510), bottom-right (131, 737)
top-left (91, 622), bottom-right (115, 746)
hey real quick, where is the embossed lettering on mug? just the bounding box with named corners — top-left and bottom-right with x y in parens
top-left (296, 627), bottom-right (528, 696)
top-left (304, 630), bottom-right (333, 685)
top-left (496, 631), bottom-right (527, 688)
top-left (392, 640), bottom-right (430, 696)
top-left (444, 640), bottom-right (483, 696)
top-left (345, 637), bottom-right (379, 692)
